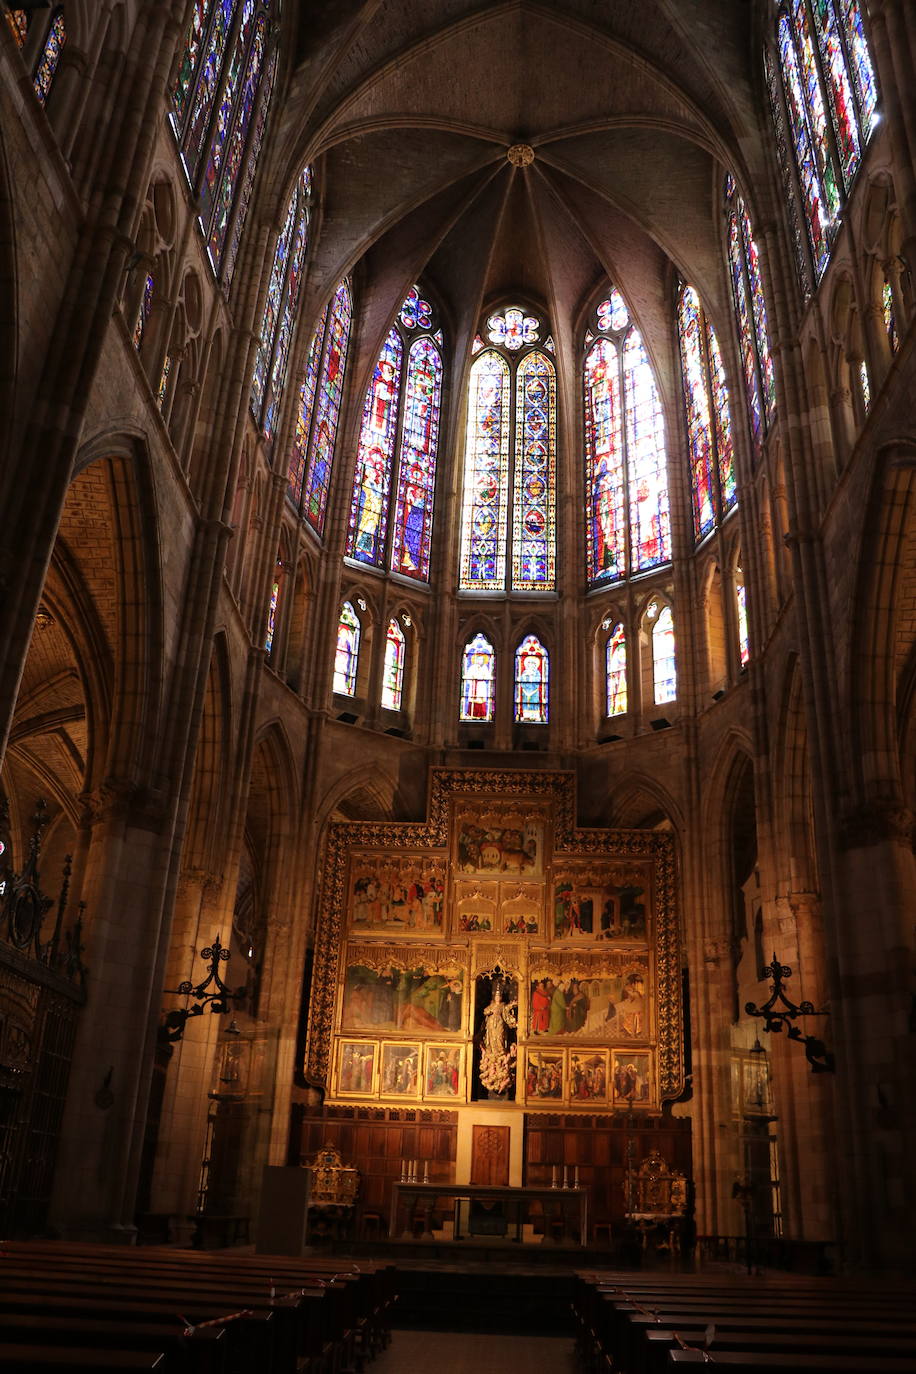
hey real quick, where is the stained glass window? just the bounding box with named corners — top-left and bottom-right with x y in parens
top-left (250, 166), bottom-right (312, 443)
top-left (514, 635), bottom-right (549, 724)
top-left (264, 578), bottom-right (280, 653)
top-left (650, 604), bottom-right (677, 705)
top-left (288, 279), bottom-right (352, 533)
top-left (459, 310), bottom-right (555, 592)
top-left (459, 352), bottom-right (510, 590)
top-left (157, 355), bottom-right (172, 409)
top-left (883, 279), bottom-right (898, 353)
top-left (170, 0), bottom-right (277, 284)
top-left (624, 331), bottom-right (670, 573)
top-left (724, 178), bottom-right (777, 446)
top-left (333, 603), bottom-right (360, 696)
top-left (6, 10), bottom-right (28, 45)
top-left (858, 358), bottom-right (870, 411)
top-left (513, 352), bottom-right (556, 590)
top-left (133, 275), bottom-right (155, 350)
top-left (676, 283), bottom-right (737, 541)
top-left (606, 624), bottom-right (627, 717)
top-left (344, 287), bottom-right (444, 581)
top-left (736, 574), bottom-right (750, 667)
top-left (585, 295), bottom-right (670, 584)
top-left (488, 306), bottom-right (539, 351)
top-left (771, 1), bottom-right (879, 284)
top-left (460, 633), bottom-right (496, 722)
top-left (381, 619), bottom-right (406, 711)
top-left (33, 8), bottom-right (65, 107)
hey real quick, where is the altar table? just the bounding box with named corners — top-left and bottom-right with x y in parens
top-left (389, 1182), bottom-right (588, 1245)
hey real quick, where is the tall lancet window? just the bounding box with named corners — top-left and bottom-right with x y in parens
top-left (288, 278), bottom-right (353, 532)
top-left (724, 178), bottom-right (776, 445)
top-left (676, 283), bottom-right (737, 541)
top-left (170, 0), bottom-right (278, 282)
top-left (460, 633), bottom-right (496, 722)
top-left (250, 166), bottom-right (312, 443)
top-left (459, 306), bottom-right (556, 592)
top-left (605, 621), bottom-right (628, 717)
top-left (381, 618), bottom-right (407, 711)
top-left (514, 635), bottom-right (549, 724)
top-left (649, 602), bottom-right (677, 705)
top-left (32, 7), bottom-right (66, 106)
top-left (584, 291), bottom-right (670, 584)
top-left (346, 286), bottom-right (444, 581)
top-left (767, 0), bottom-right (878, 288)
top-left (333, 602), bottom-right (361, 697)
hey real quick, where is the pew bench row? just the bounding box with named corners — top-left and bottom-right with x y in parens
top-left (0, 1239), bottom-right (396, 1374)
top-left (572, 1270), bottom-right (916, 1374)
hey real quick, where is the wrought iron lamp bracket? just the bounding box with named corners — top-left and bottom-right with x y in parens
top-left (745, 953), bottom-right (835, 1073)
top-left (162, 935), bottom-right (246, 1042)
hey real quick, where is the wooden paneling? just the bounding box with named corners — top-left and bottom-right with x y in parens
top-left (471, 1124), bottom-right (510, 1185)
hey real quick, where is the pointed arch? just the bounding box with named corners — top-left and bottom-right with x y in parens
top-left (459, 630), bottom-right (496, 723)
top-left (514, 633), bottom-right (549, 724)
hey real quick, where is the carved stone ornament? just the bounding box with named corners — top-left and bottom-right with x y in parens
top-left (306, 768), bottom-right (683, 1101)
top-left (507, 143), bottom-right (535, 167)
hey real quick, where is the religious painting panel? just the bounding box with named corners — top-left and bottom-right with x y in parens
top-left (379, 1042), bottom-right (421, 1099)
top-left (552, 858), bottom-right (650, 942)
top-left (336, 1039), bottom-right (377, 1096)
top-left (454, 879), bottom-right (498, 934)
top-left (524, 1048), bottom-right (565, 1102)
top-left (611, 1050), bottom-right (652, 1106)
top-left (568, 1050), bottom-right (609, 1105)
top-left (340, 945), bottom-right (466, 1035)
top-left (528, 951), bottom-right (651, 1041)
top-left (424, 1043), bottom-right (464, 1099)
top-left (500, 881), bottom-right (543, 935)
top-left (454, 800), bottom-right (548, 878)
top-left (348, 854), bottom-right (446, 937)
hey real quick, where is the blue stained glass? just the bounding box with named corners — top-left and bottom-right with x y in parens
top-left (677, 285), bottom-right (717, 541)
top-left (514, 635), bottom-right (549, 724)
top-left (840, 0), bottom-right (877, 137)
top-left (811, 0), bottom-right (860, 187)
top-left (651, 605), bottom-right (676, 704)
top-left (171, 0), bottom-right (209, 128)
top-left (346, 330), bottom-right (403, 565)
top-left (288, 305), bottom-right (329, 507)
top-left (459, 352), bottom-right (510, 590)
top-left (206, 9), bottom-right (265, 267)
top-left (728, 214), bottom-right (764, 441)
top-left (513, 352), bottom-right (556, 590)
top-left (707, 322), bottom-right (736, 513)
top-left (740, 205), bottom-right (776, 420)
top-left (460, 633), bottom-right (496, 722)
top-left (223, 45), bottom-right (276, 285)
top-left (391, 337), bottom-right (442, 580)
top-left (623, 330), bottom-right (670, 573)
top-left (778, 10), bottom-right (834, 275)
top-left (262, 185), bottom-right (309, 441)
top-left (199, 0), bottom-right (254, 231)
top-left (33, 8), bottom-right (65, 106)
top-left (183, 0), bottom-right (235, 180)
top-left (251, 187), bottom-right (295, 413)
top-left (304, 280), bottom-right (352, 533)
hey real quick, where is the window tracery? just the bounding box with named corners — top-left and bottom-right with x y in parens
top-left (459, 307), bottom-right (556, 593)
top-left (288, 279), bottom-right (353, 533)
top-left (724, 179), bottom-right (776, 447)
top-left (32, 7), bottom-right (66, 106)
top-left (767, 0), bottom-right (878, 289)
top-left (676, 284), bottom-right (737, 541)
top-left (585, 293), bottom-right (670, 585)
top-left (170, 0), bottom-right (278, 282)
top-left (250, 166), bottom-right (312, 444)
top-left (345, 286), bottom-right (444, 583)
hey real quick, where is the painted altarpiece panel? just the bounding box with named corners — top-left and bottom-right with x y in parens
top-left (306, 769), bottom-right (681, 1112)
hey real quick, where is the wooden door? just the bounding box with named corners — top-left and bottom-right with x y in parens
top-left (471, 1124), bottom-right (510, 1185)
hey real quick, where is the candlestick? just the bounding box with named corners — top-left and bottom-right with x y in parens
top-left (551, 1165), bottom-right (558, 1189)
top-left (423, 1161), bottom-right (429, 1184)
top-left (400, 1159), bottom-right (406, 1182)
top-left (563, 1165), bottom-right (569, 1189)
top-left (574, 1166), bottom-right (579, 1188)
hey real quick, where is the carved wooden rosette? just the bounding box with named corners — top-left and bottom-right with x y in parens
top-left (305, 768), bottom-right (682, 1104)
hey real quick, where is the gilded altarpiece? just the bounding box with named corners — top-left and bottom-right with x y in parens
top-left (306, 770), bottom-right (683, 1111)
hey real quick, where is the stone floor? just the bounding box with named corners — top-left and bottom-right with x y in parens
top-left (372, 1330), bottom-right (578, 1373)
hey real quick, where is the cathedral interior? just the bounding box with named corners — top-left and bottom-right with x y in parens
top-left (2, 0), bottom-right (916, 1296)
